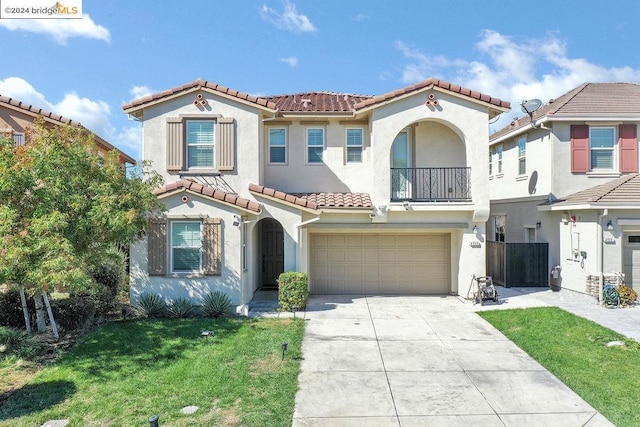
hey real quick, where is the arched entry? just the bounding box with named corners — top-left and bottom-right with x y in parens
top-left (259, 218), bottom-right (284, 290)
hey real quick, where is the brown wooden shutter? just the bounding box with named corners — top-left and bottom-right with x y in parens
top-left (147, 219), bottom-right (167, 276)
top-left (571, 125), bottom-right (589, 173)
top-left (202, 218), bottom-right (222, 276)
top-left (166, 117), bottom-right (184, 172)
top-left (216, 117), bottom-right (236, 171)
top-left (619, 124), bottom-right (638, 173)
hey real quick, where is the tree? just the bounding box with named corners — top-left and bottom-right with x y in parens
top-left (0, 119), bottom-right (164, 334)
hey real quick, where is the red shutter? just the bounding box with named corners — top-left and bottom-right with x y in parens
top-left (619, 124), bottom-right (638, 173)
top-left (571, 125), bottom-right (589, 173)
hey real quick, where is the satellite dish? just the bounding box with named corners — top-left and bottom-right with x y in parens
top-left (521, 99), bottom-right (542, 115)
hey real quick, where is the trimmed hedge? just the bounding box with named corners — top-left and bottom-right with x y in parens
top-left (278, 272), bottom-right (308, 311)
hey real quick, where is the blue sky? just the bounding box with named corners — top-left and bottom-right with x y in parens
top-left (2, 0), bottom-right (640, 160)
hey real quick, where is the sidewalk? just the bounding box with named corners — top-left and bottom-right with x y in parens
top-left (474, 286), bottom-right (640, 342)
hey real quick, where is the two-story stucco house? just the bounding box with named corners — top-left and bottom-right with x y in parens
top-left (124, 78), bottom-right (509, 313)
top-left (489, 82), bottom-right (640, 295)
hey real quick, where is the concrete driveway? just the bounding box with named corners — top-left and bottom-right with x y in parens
top-left (292, 295), bottom-right (613, 426)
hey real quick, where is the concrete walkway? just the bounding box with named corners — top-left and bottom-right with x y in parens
top-left (292, 294), bottom-right (613, 426)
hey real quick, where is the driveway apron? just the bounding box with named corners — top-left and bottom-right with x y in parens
top-left (292, 295), bottom-right (613, 427)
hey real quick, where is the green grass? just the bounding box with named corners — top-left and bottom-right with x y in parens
top-left (0, 317), bottom-right (305, 427)
top-left (479, 307), bottom-right (640, 427)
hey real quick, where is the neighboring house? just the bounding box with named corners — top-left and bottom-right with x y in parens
top-left (489, 82), bottom-right (640, 295)
top-left (0, 94), bottom-right (135, 165)
top-left (123, 78), bottom-right (509, 313)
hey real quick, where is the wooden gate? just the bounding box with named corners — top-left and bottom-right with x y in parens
top-left (486, 241), bottom-right (548, 287)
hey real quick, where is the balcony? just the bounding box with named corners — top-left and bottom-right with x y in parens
top-left (390, 167), bottom-right (471, 202)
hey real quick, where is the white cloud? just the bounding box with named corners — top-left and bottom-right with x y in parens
top-left (53, 92), bottom-right (114, 138)
top-left (0, 76), bottom-right (52, 108)
top-left (0, 13), bottom-right (109, 44)
top-left (394, 30), bottom-right (640, 131)
top-left (129, 85), bottom-right (154, 101)
top-left (279, 56), bottom-right (298, 67)
top-left (261, 1), bottom-right (316, 33)
top-left (354, 13), bottom-right (369, 22)
top-left (114, 125), bottom-right (143, 160)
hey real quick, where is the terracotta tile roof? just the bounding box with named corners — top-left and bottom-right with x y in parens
top-left (353, 78), bottom-right (510, 111)
top-left (546, 173), bottom-right (640, 206)
top-left (0, 94), bottom-right (135, 164)
top-left (267, 92), bottom-right (373, 113)
top-left (122, 78), bottom-right (278, 112)
top-left (155, 180), bottom-right (262, 213)
top-left (490, 82), bottom-right (640, 141)
top-left (249, 183), bottom-right (372, 210)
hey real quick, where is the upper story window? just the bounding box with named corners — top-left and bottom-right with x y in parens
top-left (497, 145), bottom-right (503, 174)
top-left (346, 128), bottom-right (363, 163)
top-left (171, 221), bottom-right (202, 273)
top-left (489, 147), bottom-right (494, 175)
top-left (307, 128), bottom-right (324, 164)
top-left (590, 127), bottom-right (615, 170)
top-left (186, 120), bottom-right (215, 168)
top-left (517, 137), bottom-right (526, 175)
top-left (269, 128), bottom-right (287, 164)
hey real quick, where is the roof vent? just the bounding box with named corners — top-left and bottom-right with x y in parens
top-left (301, 98), bottom-right (312, 108)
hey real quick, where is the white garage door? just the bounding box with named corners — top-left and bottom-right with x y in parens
top-left (623, 234), bottom-right (640, 292)
top-left (310, 233), bottom-right (451, 294)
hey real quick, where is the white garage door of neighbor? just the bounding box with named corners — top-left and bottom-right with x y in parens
top-left (310, 233), bottom-right (451, 294)
top-left (623, 234), bottom-right (640, 292)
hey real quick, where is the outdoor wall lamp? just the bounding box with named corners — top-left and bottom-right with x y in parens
top-left (607, 220), bottom-right (614, 231)
top-left (472, 225), bottom-right (479, 235)
top-left (232, 214), bottom-right (241, 227)
top-left (536, 221), bottom-right (541, 228)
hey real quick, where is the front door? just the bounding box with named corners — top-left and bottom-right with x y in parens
top-left (261, 219), bottom-right (284, 289)
top-left (392, 131), bottom-right (412, 200)
top-left (623, 233), bottom-right (640, 292)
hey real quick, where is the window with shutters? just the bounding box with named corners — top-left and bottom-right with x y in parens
top-left (268, 128), bottom-right (287, 164)
top-left (590, 127), bottom-right (615, 170)
top-left (346, 128), bottom-right (363, 163)
top-left (166, 116), bottom-right (236, 173)
top-left (147, 217), bottom-right (222, 276)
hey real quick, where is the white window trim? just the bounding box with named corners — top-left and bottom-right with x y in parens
top-left (345, 127), bottom-right (364, 164)
top-left (306, 127), bottom-right (325, 165)
top-left (170, 220), bottom-right (203, 274)
top-left (489, 147), bottom-right (494, 176)
top-left (497, 144), bottom-right (503, 174)
top-left (186, 119), bottom-right (215, 170)
top-left (589, 126), bottom-right (617, 172)
top-left (517, 137), bottom-right (526, 176)
top-left (268, 127), bottom-right (288, 165)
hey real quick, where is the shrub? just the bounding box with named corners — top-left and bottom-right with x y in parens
top-left (0, 326), bottom-right (40, 360)
top-left (0, 288), bottom-right (33, 329)
top-left (617, 285), bottom-right (637, 307)
top-left (135, 293), bottom-right (167, 318)
top-left (167, 297), bottom-right (196, 318)
top-left (202, 291), bottom-right (233, 318)
top-left (73, 284), bottom-right (116, 318)
top-left (278, 272), bottom-right (308, 312)
top-left (51, 296), bottom-right (96, 332)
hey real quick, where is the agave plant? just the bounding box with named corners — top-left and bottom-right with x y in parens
top-left (202, 291), bottom-right (233, 318)
top-left (167, 297), bottom-right (196, 318)
top-left (135, 292), bottom-right (167, 318)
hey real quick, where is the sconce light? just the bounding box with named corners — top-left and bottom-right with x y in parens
top-left (402, 201), bottom-right (410, 211)
top-left (232, 214), bottom-right (241, 227)
top-left (472, 225), bottom-right (479, 235)
top-left (561, 213), bottom-right (569, 224)
top-left (606, 220), bottom-right (614, 231)
top-left (369, 212), bottom-right (377, 219)
top-left (536, 221), bottom-right (541, 229)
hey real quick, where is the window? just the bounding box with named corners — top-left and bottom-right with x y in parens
top-left (186, 120), bottom-right (215, 168)
top-left (166, 116), bottom-right (235, 172)
top-left (346, 128), bottom-right (363, 163)
top-left (590, 127), bottom-right (615, 170)
top-left (12, 132), bottom-right (25, 147)
top-left (524, 227), bottom-right (536, 243)
top-left (494, 215), bottom-right (505, 242)
top-left (517, 137), bottom-right (526, 175)
top-left (269, 128), bottom-right (287, 164)
top-left (171, 221), bottom-right (202, 273)
top-left (489, 147), bottom-right (493, 175)
top-left (497, 145), bottom-right (503, 174)
top-left (147, 218), bottom-right (221, 276)
top-left (307, 128), bottom-right (324, 163)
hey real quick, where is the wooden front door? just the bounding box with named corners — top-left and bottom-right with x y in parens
top-left (261, 219), bottom-right (284, 289)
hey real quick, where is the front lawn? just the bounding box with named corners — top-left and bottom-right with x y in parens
top-left (0, 317), bottom-right (304, 427)
top-left (479, 307), bottom-right (640, 427)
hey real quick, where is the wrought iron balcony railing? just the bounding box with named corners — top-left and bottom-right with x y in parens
top-left (390, 167), bottom-right (471, 202)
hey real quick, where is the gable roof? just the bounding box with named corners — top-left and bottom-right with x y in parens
top-left (490, 82), bottom-right (640, 142)
top-left (155, 180), bottom-right (262, 214)
top-left (0, 94), bottom-right (136, 164)
top-left (122, 78), bottom-right (278, 117)
top-left (249, 183), bottom-right (372, 212)
top-left (353, 78), bottom-right (510, 112)
top-left (543, 173), bottom-right (640, 208)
